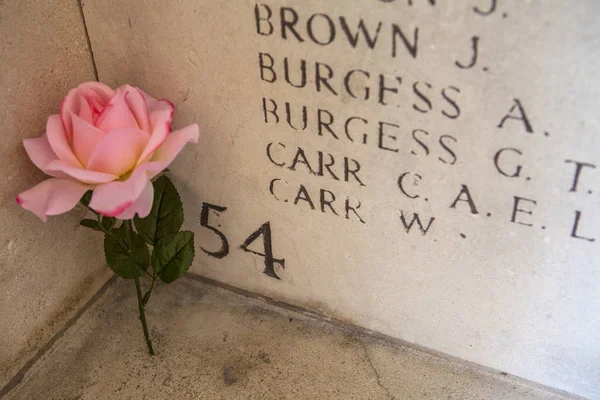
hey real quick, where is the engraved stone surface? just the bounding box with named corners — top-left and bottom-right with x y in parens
top-left (81, 1), bottom-right (600, 397)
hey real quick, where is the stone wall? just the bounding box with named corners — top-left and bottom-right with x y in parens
top-left (1, 1), bottom-right (598, 398)
top-left (81, 1), bottom-right (600, 397)
top-left (0, 0), bottom-right (113, 389)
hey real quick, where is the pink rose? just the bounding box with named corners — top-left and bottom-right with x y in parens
top-left (16, 82), bottom-right (199, 221)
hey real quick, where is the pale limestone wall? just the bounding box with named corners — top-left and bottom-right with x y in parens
top-left (0, 0), bottom-right (113, 388)
top-left (80, 1), bottom-right (597, 398)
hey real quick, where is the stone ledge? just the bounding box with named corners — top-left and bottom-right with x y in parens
top-left (3, 275), bottom-right (583, 400)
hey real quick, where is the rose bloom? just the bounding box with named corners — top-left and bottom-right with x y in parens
top-left (16, 82), bottom-right (199, 221)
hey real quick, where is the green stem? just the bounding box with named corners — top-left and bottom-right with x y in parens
top-left (134, 275), bottom-right (155, 355)
top-left (143, 275), bottom-right (157, 306)
top-left (124, 220), bottom-right (155, 356)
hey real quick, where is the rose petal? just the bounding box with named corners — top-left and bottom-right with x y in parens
top-left (88, 167), bottom-right (151, 217)
top-left (120, 85), bottom-right (150, 133)
top-left (46, 114), bottom-right (82, 168)
top-left (95, 90), bottom-right (140, 133)
top-left (79, 81), bottom-right (115, 104)
top-left (148, 124), bottom-right (199, 178)
top-left (16, 178), bottom-right (90, 222)
top-left (60, 82), bottom-right (115, 136)
top-left (22, 134), bottom-right (65, 177)
top-left (77, 95), bottom-right (93, 125)
top-left (87, 128), bottom-right (148, 177)
top-left (72, 114), bottom-right (106, 166)
top-left (115, 181), bottom-right (154, 219)
top-left (86, 123), bottom-right (198, 218)
top-left (140, 89), bottom-right (172, 115)
top-left (45, 160), bottom-right (117, 184)
top-left (137, 90), bottom-right (175, 162)
top-left (60, 90), bottom-right (80, 136)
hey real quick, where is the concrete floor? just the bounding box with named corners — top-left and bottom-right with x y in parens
top-left (3, 276), bottom-right (581, 400)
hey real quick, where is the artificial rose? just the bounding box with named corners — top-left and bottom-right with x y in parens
top-left (16, 82), bottom-right (199, 221)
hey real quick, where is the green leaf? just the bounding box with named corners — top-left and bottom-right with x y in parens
top-left (134, 175), bottom-right (184, 246)
top-left (152, 231), bottom-right (195, 284)
top-left (104, 225), bottom-right (150, 279)
top-left (80, 190), bottom-right (93, 206)
top-left (80, 190), bottom-right (99, 215)
top-left (80, 219), bottom-right (101, 231)
top-left (102, 216), bottom-right (116, 231)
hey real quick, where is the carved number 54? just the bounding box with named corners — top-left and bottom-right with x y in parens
top-left (199, 202), bottom-right (285, 279)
